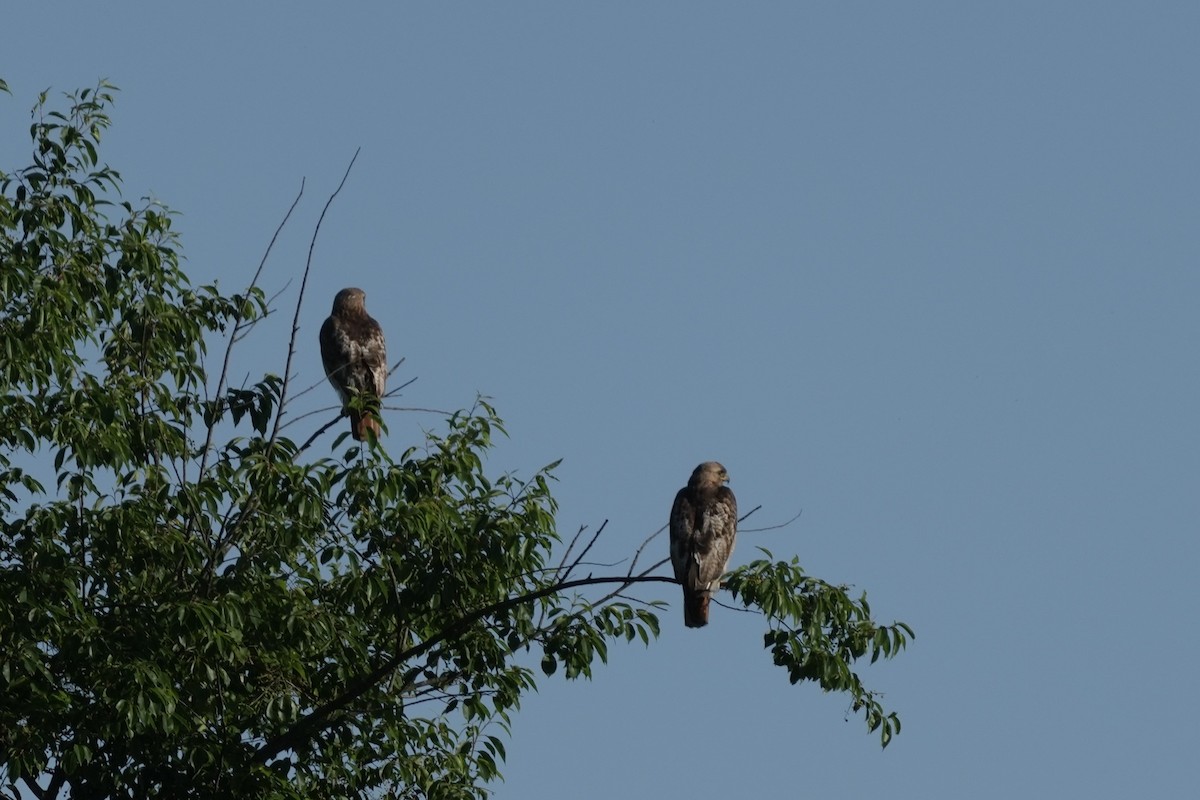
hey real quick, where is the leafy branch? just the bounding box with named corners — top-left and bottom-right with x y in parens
top-left (0, 82), bottom-right (912, 800)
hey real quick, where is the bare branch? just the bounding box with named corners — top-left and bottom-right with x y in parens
top-left (195, 179), bottom-right (304, 493)
top-left (269, 148), bottom-right (360, 447)
top-left (741, 508), bottom-right (803, 533)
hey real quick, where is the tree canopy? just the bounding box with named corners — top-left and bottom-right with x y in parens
top-left (0, 80), bottom-right (912, 799)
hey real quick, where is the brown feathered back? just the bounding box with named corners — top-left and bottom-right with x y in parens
top-left (669, 461), bottom-right (738, 628)
top-left (319, 287), bottom-right (388, 441)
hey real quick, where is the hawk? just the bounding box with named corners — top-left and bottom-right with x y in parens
top-left (319, 287), bottom-right (387, 441)
top-left (669, 461), bottom-right (738, 628)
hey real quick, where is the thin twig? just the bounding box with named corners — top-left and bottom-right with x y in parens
top-left (563, 519), bottom-right (607, 579)
top-left (710, 597), bottom-right (760, 615)
top-left (263, 279), bottom-right (294, 311)
top-left (280, 395), bottom-right (445, 435)
top-left (738, 505), bottom-right (762, 524)
top-left (298, 415), bottom-right (345, 454)
top-left (741, 509), bottom-right (802, 533)
top-left (626, 523), bottom-right (668, 577)
top-left (607, 593), bottom-right (664, 610)
top-left (291, 359), bottom-right (410, 405)
top-left (596, 555), bottom-right (670, 607)
top-left (385, 358), bottom-right (408, 380)
top-left (556, 524), bottom-right (589, 575)
top-left (553, 561), bottom-right (624, 580)
top-left (282, 404), bottom-right (349, 430)
top-left (640, 556), bottom-right (670, 575)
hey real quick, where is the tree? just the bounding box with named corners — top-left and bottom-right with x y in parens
top-left (0, 81), bottom-right (913, 799)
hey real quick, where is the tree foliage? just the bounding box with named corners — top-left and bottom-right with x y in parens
top-left (0, 81), bottom-right (913, 799)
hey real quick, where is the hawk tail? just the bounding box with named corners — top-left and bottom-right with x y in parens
top-left (683, 588), bottom-right (710, 628)
top-left (350, 410), bottom-right (381, 442)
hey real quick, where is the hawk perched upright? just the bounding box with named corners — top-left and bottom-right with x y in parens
top-left (319, 287), bottom-right (387, 441)
top-left (669, 461), bottom-right (738, 628)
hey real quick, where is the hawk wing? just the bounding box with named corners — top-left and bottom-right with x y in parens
top-left (319, 313), bottom-right (387, 441)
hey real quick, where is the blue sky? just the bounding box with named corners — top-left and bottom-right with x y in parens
top-left (4, 2), bottom-right (1198, 797)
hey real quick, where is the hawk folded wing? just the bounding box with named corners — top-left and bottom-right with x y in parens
top-left (319, 287), bottom-right (387, 441)
top-left (669, 461), bottom-right (737, 628)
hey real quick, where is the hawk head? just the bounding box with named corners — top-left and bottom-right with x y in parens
top-left (331, 287), bottom-right (368, 315)
top-left (688, 461), bottom-right (729, 490)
